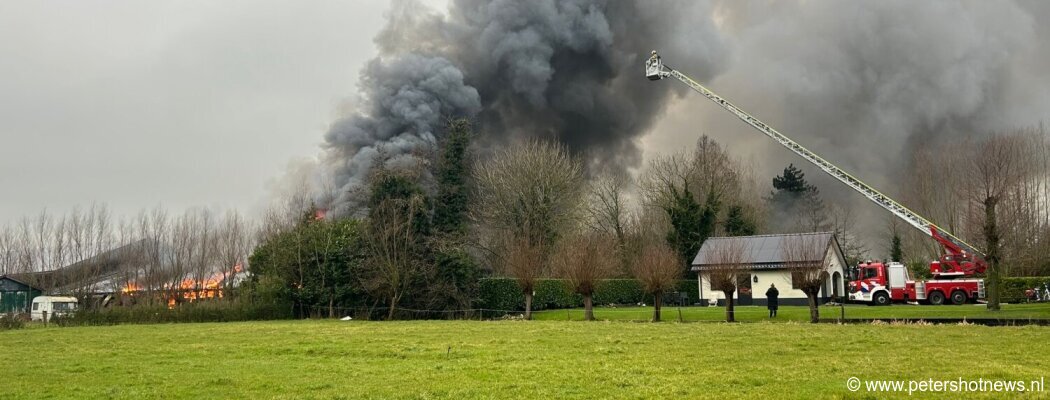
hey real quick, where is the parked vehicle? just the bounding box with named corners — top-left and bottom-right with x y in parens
top-left (30, 296), bottom-right (78, 322)
top-left (847, 261), bottom-right (984, 306)
top-left (1024, 283), bottom-right (1050, 302)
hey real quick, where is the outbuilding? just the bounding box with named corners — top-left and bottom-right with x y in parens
top-left (691, 232), bottom-right (847, 306)
top-left (0, 275), bottom-right (43, 314)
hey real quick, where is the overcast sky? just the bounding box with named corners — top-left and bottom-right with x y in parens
top-left (3, 1), bottom-right (1048, 234)
top-left (0, 1), bottom-right (447, 224)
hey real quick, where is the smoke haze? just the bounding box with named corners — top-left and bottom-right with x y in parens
top-left (320, 0), bottom-right (1050, 227)
top-left (320, 0), bottom-right (729, 214)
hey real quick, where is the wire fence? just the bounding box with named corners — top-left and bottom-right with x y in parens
top-left (301, 302), bottom-right (1050, 323)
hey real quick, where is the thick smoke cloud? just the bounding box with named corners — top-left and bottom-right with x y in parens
top-left (701, 1), bottom-right (1040, 177)
top-left (645, 0), bottom-right (1049, 240)
top-left (322, 53), bottom-right (481, 210)
top-left (321, 0), bottom-right (729, 214)
top-left (321, 0), bottom-right (1050, 224)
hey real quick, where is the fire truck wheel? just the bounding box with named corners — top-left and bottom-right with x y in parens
top-left (873, 292), bottom-right (890, 306)
top-left (950, 290), bottom-right (967, 305)
top-left (928, 291), bottom-right (945, 305)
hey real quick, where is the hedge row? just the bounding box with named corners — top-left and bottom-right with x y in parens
top-left (0, 313), bottom-right (26, 331)
top-left (477, 278), bottom-right (699, 312)
top-left (55, 300), bottom-right (294, 326)
top-left (1001, 276), bottom-right (1050, 303)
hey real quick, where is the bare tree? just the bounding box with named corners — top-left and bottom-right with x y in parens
top-left (631, 242), bottom-right (681, 322)
top-left (186, 209), bottom-right (217, 299)
top-left (553, 233), bottom-right (616, 321)
top-left (972, 134), bottom-right (1033, 310)
top-left (113, 217), bottom-right (140, 305)
top-left (0, 225), bottom-right (14, 274)
top-left (497, 234), bottom-right (545, 319)
top-left (902, 127), bottom-right (1050, 278)
top-left (362, 195), bottom-right (427, 320)
top-left (473, 140), bottom-right (585, 244)
top-left (705, 239), bottom-right (749, 322)
top-left (165, 212), bottom-right (192, 305)
top-left (583, 172), bottom-right (639, 277)
top-left (472, 140), bottom-right (585, 318)
top-left (829, 204), bottom-right (867, 266)
top-left (137, 207), bottom-right (169, 305)
top-left (34, 212), bottom-right (57, 290)
top-left (90, 204), bottom-right (113, 294)
top-left (780, 235), bottom-right (829, 323)
top-left (216, 210), bottom-right (252, 294)
top-left (639, 136), bottom-right (760, 235)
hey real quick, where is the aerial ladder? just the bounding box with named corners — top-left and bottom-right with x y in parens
top-left (644, 51), bottom-right (986, 278)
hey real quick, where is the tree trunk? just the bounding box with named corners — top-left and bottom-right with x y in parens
top-left (652, 293), bottom-right (662, 322)
top-left (387, 294), bottom-right (398, 321)
top-left (583, 294), bottom-right (594, 321)
top-left (723, 290), bottom-right (735, 322)
top-left (807, 292), bottom-right (819, 323)
top-left (328, 296), bottom-right (334, 319)
top-left (984, 196), bottom-right (1001, 311)
top-left (524, 292), bottom-right (533, 320)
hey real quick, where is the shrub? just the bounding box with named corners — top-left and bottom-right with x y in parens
top-left (593, 280), bottom-right (645, 305)
top-left (533, 280), bottom-right (582, 310)
top-left (1001, 276), bottom-right (1050, 303)
top-left (477, 278), bottom-right (522, 311)
top-left (56, 300), bottom-right (294, 327)
top-left (0, 313), bottom-right (25, 330)
top-left (478, 278), bottom-right (698, 312)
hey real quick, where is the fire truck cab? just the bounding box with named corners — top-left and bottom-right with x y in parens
top-left (848, 261), bottom-right (984, 306)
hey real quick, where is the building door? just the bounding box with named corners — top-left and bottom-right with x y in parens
top-left (737, 275), bottom-right (753, 306)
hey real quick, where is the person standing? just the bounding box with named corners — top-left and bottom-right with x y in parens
top-left (765, 283), bottom-right (779, 318)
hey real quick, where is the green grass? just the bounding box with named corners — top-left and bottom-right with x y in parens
top-left (3, 319), bottom-right (1050, 399)
top-left (532, 303), bottom-right (1050, 322)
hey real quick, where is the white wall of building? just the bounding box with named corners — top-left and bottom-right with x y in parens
top-left (695, 244), bottom-right (846, 306)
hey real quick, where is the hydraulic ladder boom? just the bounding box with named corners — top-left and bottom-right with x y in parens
top-left (645, 51), bottom-right (986, 276)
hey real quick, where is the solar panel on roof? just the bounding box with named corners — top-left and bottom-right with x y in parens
top-left (691, 232), bottom-right (835, 266)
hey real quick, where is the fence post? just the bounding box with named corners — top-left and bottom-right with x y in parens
top-left (42, 310), bottom-right (48, 326)
top-left (678, 306), bottom-right (683, 323)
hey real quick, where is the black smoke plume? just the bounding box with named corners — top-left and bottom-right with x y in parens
top-left (320, 0), bottom-right (1050, 228)
top-left (320, 0), bottom-right (729, 215)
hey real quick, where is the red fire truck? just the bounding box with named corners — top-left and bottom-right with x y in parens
top-left (848, 260), bottom-right (985, 306)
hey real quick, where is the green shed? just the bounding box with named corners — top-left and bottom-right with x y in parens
top-left (0, 275), bottom-right (42, 314)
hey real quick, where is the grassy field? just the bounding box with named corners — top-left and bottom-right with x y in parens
top-left (532, 303), bottom-right (1050, 322)
top-left (3, 319), bottom-right (1050, 399)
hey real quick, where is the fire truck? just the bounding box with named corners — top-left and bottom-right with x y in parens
top-left (850, 260), bottom-right (985, 305)
top-left (644, 51), bottom-right (986, 305)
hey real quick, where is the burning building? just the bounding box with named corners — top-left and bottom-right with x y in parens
top-left (14, 239), bottom-right (247, 309)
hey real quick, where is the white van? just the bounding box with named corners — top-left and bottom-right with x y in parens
top-left (31, 296), bottom-right (78, 322)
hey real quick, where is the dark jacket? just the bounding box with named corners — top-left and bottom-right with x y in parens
top-left (765, 287), bottom-right (780, 309)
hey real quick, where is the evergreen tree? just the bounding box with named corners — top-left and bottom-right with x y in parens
top-left (889, 232), bottom-right (903, 262)
top-left (248, 217), bottom-right (366, 318)
top-left (698, 190), bottom-right (721, 248)
top-left (725, 204), bottom-right (756, 236)
top-left (433, 119), bottom-right (473, 236)
top-left (665, 185), bottom-right (721, 272)
top-left (368, 170), bottom-right (431, 238)
top-left (772, 163), bottom-right (810, 193)
top-left (665, 183), bottom-right (704, 270)
top-left (769, 163), bottom-right (828, 232)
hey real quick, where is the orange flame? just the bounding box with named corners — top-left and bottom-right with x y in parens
top-left (121, 282), bottom-right (142, 294)
top-left (122, 264), bottom-right (243, 308)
